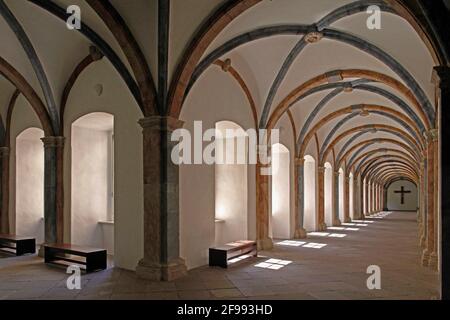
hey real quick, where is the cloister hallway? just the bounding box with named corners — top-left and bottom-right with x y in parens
top-left (0, 211), bottom-right (438, 300)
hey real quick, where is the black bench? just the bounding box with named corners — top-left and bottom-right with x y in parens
top-left (44, 243), bottom-right (107, 273)
top-left (0, 234), bottom-right (36, 256)
top-left (209, 240), bottom-right (257, 268)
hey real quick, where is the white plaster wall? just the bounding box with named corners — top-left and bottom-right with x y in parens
top-left (179, 67), bottom-right (255, 269)
top-left (271, 144), bottom-right (290, 239)
top-left (9, 96), bottom-right (43, 236)
top-left (64, 60), bottom-right (143, 270)
top-left (387, 180), bottom-right (418, 211)
top-left (15, 128), bottom-right (44, 244)
top-left (324, 163), bottom-right (333, 226)
top-left (303, 156), bottom-right (316, 231)
top-left (71, 124), bottom-right (113, 253)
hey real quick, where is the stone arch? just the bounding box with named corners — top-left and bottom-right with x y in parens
top-left (271, 143), bottom-right (290, 239)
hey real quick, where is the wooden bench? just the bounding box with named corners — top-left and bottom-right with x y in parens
top-left (0, 234), bottom-right (36, 256)
top-left (209, 240), bottom-right (257, 268)
top-left (44, 243), bottom-right (107, 273)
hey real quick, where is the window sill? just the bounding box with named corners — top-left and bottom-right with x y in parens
top-left (98, 220), bottom-right (114, 225)
top-left (215, 219), bottom-right (225, 223)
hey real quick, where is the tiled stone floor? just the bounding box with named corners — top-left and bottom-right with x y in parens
top-left (0, 211), bottom-right (440, 300)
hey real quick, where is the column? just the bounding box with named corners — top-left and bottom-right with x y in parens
top-left (317, 165), bottom-right (327, 231)
top-left (422, 129), bottom-right (438, 269)
top-left (41, 137), bottom-right (65, 246)
top-left (0, 147), bottom-right (9, 234)
top-left (136, 116), bottom-right (187, 281)
top-left (419, 160), bottom-right (426, 248)
top-left (332, 171), bottom-right (341, 226)
top-left (256, 160), bottom-right (273, 250)
top-left (294, 158), bottom-right (307, 238)
top-left (383, 186), bottom-right (388, 211)
top-left (354, 175), bottom-right (363, 220)
top-left (343, 175), bottom-right (351, 223)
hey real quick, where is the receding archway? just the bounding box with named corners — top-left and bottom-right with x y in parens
top-left (324, 162), bottom-right (333, 226)
top-left (271, 143), bottom-right (290, 239)
top-left (15, 127), bottom-right (45, 245)
top-left (71, 112), bottom-right (114, 255)
top-left (214, 121), bottom-right (248, 246)
top-left (303, 155), bottom-right (316, 231)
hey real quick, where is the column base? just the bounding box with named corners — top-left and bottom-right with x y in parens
top-left (332, 219), bottom-right (341, 227)
top-left (136, 258), bottom-right (187, 281)
top-left (257, 237), bottom-right (273, 251)
top-left (343, 217), bottom-right (351, 223)
top-left (428, 252), bottom-right (438, 271)
top-left (318, 222), bottom-right (327, 231)
top-left (421, 250), bottom-right (430, 267)
top-left (294, 228), bottom-right (307, 239)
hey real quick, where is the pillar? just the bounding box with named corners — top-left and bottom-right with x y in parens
top-left (135, 116), bottom-right (187, 281)
top-left (419, 160), bottom-right (426, 248)
top-left (343, 175), bottom-right (351, 223)
top-left (316, 165), bottom-right (327, 231)
top-left (332, 171), bottom-right (341, 226)
top-left (41, 137), bottom-right (65, 246)
top-left (422, 129), bottom-right (438, 269)
top-left (294, 158), bottom-right (307, 238)
top-left (256, 160), bottom-right (273, 250)
top-left (353, 174), bottom-right (363, 220)
top-left (0, 146), bottom-right (9, 234)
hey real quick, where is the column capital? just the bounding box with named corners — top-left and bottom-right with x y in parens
top-left (317, 165), bottom-right (325, 173)
top-left (295, 158), bottom-right (305, 166)
top-left (432, 66), bottom-right (450, 88)
top-left (0, 146), bottom-right (10, 157)
top-left (334, 171), bottom-right (340, 177)
top-left (425, 129), bottom-right (439, 143)
top-left (41, 136), bottom-right (65, 148)
top-left (138, 116), bottom-right (184, 132)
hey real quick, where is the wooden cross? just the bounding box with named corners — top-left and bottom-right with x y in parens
top-left (394, 186), bottom-right (411, 204)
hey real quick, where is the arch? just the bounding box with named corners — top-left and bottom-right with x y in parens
top-left (303, 154), bottom-right (316, 231)
top-left (0, 57), bottom-right (54, 136)
top-left (15, 127), bottom-right (45, 245)
top-left (386, 179), bottom-right (418, 211)
top-left (267, 69), bottom-right (431, 134)
top-left (271, 143), bottom-right (290, 239)
top-left (71, 112), bottom-right (115, 256)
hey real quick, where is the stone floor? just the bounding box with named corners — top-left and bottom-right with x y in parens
top-left (0, 211), bottom-right (440, 300)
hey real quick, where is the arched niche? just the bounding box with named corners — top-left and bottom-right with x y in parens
top-left (303, 155), bottom-right (316, 231)
top-left (271, 143), bottom-right (290, 239)
top-left (71, 112), bottom-right (114, 256)
top-left (387, 180), bottom-right (418, 212)
top-left (214, 120), bottom-right (248, 246)
top-left (15, 127), bottom-right (44, 245)
top-left (338, 168), bottom-right (345, 222)
top-left (324, 162), bottom-right (333, 226)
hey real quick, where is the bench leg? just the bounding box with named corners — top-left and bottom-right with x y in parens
top-left (86, 251), bottom-right (107, 273)
top-left (16, 239), bottom-right (36, 256)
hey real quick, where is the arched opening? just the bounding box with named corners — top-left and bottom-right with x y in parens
top-left (15, 128), bottom-right (44, 245)
top-left (363, 178), bottom-right (368, 216)
top-left (71, 112), bottom-right (114, 257)
top-left (387, 180), bottom-right (418, 212)
top-left (271, 143), bottom-right (290, 239)
top-left (324, 162), bottom-right (333, 226)
top-left (214, 121), bottom-right (248, 246)
top-left (303, 155), bottom-right (316, 231)
top-left (338, 168), bottom-right (345, 222)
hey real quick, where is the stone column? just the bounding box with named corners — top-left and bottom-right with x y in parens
top-left (364, 179), bottom-right (369, 216)
top-left (317, 165), bottom-right (327, 231)
top-left (256, 160), bottom-right (273, 250)
top-left (294, 158), bottom-right (307, 238)
top-left (332, 170), bottom-right (341, 226)
top-left (422, 129), bottom-right (438, 269)
top-left (0, 147), bottom-right (10, 234)
top-left (343, 175), bottom-right (351, 223)
top-left (353, 174), bottom-right (362, 220)
top-left (135, 116), bottom-right (187, 281)
top-left (41, 137), bottom-right (65, 246)
top-left (419, 160), bottom-right (426, 248)
top-left (383, 186), bottom-right (388, 211)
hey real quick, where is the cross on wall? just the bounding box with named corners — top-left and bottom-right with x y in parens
top-left (394, 186), bottom-right (411, 205)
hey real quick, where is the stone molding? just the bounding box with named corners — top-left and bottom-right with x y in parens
top-left (41, 136), bottom-right (65, 148)
top-left (138, 116), bottom-right (184, 132)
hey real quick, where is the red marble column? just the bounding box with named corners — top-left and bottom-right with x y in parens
top-left (256, 160), bottom-right (273, 250)
top-left (317, 165), bottom-right (327, 231)
top-left (343, 175), bottom-right (351, 223)
top-left (0, 147), bottom-right (10, 234)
